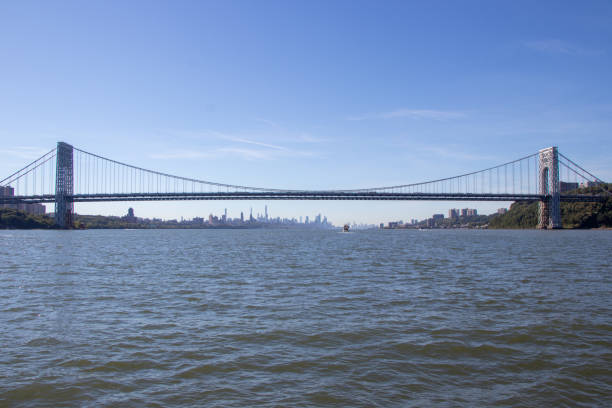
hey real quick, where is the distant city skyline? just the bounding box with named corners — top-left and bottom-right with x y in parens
top-left (1, 1), bottom-right (611, 224)
top-left (114, 206), bottom-right (335, 229)
top-left (76, 204), bottom-right (506, 230)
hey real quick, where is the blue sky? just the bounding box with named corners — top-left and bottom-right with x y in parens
top-left (1, 1), bottom-right (611, 224)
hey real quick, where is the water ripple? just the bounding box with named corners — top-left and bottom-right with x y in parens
top-left (0, 229), bottom-right (610, 406)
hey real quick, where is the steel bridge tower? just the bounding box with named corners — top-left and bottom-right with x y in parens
top-left (55, 142), bottom-right (74, 228)
top-left (538, 146), bottom-right (561, 229)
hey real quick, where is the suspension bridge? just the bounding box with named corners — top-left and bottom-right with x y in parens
top-left (0, 142), bottom-right (607, 229)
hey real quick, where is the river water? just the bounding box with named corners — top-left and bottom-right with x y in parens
top-left (0, 229), bottom-right (610, 407)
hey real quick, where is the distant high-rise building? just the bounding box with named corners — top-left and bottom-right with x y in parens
top-left (560, 182), bottom-right (579, 192)
top-left (265, 205), bottom-right (268, 220)
top-left (124, 207), bottom-right (136, 222)
top-left (497, 208), bottom-right (508, 214)
top-left (1, 185), bottom-right (45, 215)
top-left (26, 203), bottom-right (46, 215)
top-left (0, 186), bottom-right (15, 197)
top-left (449, 208), bottom-right (459, 218)
top-left (240, 212), bottom-right (244, 222)
top-left (305, 216), bottom-right (309, 224)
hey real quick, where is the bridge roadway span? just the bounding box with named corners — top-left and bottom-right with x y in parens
top-left (1, 192), bottom-right (605, 204)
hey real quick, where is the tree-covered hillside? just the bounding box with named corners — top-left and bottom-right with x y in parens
top-left (0, 208), bottom-right (56, 229)
top-left (489, 183), bottom-right (612, 229)
top-left (488, 202), bottom-right (539, 229)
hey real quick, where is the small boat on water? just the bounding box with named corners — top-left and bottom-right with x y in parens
top-left (343, 224), bottom-right (350, 232)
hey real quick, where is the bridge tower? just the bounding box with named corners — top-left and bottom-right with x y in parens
top-left (538, 146), bottom-right (561, 229)
top-left (55, 142), bottom-right (74, 228)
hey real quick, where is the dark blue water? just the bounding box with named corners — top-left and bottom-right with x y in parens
top-left (1, 229), bottom-right (611, 407)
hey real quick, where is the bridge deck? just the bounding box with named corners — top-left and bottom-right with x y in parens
top-left (1, 192), bottom-right (606, 204)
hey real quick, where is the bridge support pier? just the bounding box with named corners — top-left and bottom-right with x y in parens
top-left (55, 142), bottom-right (74, 228)
top-left (538, 147), bottom-right (561, 229)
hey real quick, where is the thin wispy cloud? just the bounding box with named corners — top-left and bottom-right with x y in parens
top-left (251, 119), bottom-right (328, 144)
top-left (294, 133), bottom-right (325, 143)
top-left (213, 133), bottom-right (289, 151)
top-left (348, 109), bottom-right (466, 121)
top-left (151, 146), bottom-right (316, 161)
top-left (150, 128), bottom-right (320, 161)
top-left (160, 128), bottom-right (325, 146)
top-left (416, 145), bottom-right (498, 162)
top-left (253, 117), bottom-right (281, 128)
top-left (150, 148), bottom-right (264, 161)
top-left (152, 128), bottom-right (324, 161)
top-left (0, 146), bottom-right (50, 159)
top-left (149, 150), bottom-right (216, 160)
top-left (217, 147), bottom-right (281, 160)
top-left (525, 39), bottom-right (604, 56)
